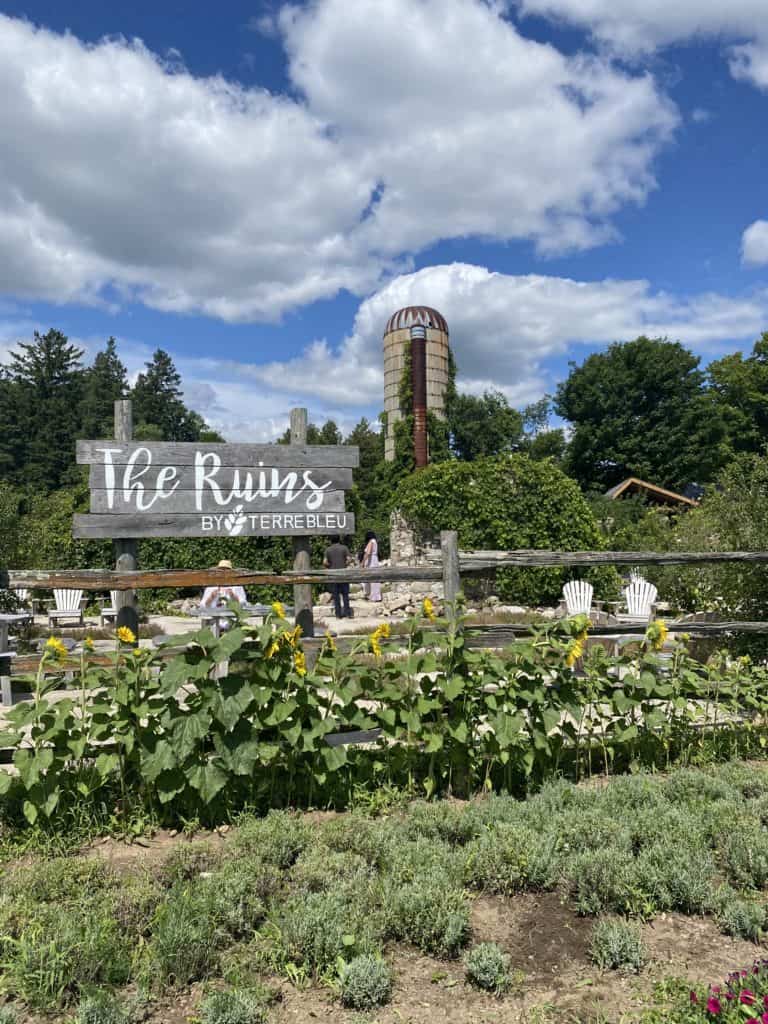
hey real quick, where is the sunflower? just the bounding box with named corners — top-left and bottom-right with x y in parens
top-left (645, 620), bottom-right (668, 652)
top-left (45, 636), bottom-right (67, 660)
top-left (271, 601), bottom-right (286, 620)
top-left (422, 597), bottom-right (436, 622)
top-left (323, 631), bottom-right (337, 653)
top-left (293, 650), bottom-right (307, 676)
top-left (83, 636), bottom-right (95, 652)
top-left (369, 622), bottom-right (391, 658)
top-left (116, 626), bottom-right (136, 645)
top-left (565, 637), bottom-right (585, 668)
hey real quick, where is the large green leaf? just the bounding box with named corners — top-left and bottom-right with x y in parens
top-left (188, 761), bottom-right (228, 804)
top-left (170, 710), bottom-right (212, 759)
top-left (141, 739), bottom-right (177, 782)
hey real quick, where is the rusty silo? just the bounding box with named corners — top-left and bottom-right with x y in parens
top-left (383, 305), bottom-right (450, 464)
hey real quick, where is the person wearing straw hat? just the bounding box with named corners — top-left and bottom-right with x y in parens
top-left (201, 560), bottom-right (247, 608)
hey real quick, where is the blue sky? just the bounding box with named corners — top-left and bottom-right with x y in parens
top-left (1, 0), bottom-right (768, 439)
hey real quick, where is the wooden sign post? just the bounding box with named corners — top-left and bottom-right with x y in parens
top-left (73, 422), bottom-right (359, 636)
top-left (113, 400), bottom-right (140, 643)
top-left (290, 408), bottom-right (314, 637)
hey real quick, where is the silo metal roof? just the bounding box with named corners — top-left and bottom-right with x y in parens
top-left (384, 306), bottom-right (449, 335)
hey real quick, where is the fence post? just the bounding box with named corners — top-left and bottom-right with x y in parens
top-left (113, 400), bottom-right (139, 645)
top-left (441, 530), bottom-right (461, 624)
top-left (0, 621), bottom-right (10, 706)
top-left (290, 408), bottom-right (314, 637)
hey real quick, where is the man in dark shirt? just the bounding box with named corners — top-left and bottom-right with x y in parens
top-left (324, 536), bottom-right (352, 619)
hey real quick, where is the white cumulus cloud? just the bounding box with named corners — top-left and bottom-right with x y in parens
top-left (0, 4), bottom-right (677, 321)
top-left (515, 0), bottom-right (768, 89)
top-left (742, 220), bottom-right (768, 265)
top-left (240, 262), bottom-right (768, 425)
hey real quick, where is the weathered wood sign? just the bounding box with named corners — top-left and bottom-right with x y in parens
top-left (73, 441), bottom-right (358, 539)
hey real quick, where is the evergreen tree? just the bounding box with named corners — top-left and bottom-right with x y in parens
top-left (7, 329), bottom-right (85, 490)
top-left (79, 338), bottom-right (128, 439)
top-left (131, 349), bottom-right (209, 441)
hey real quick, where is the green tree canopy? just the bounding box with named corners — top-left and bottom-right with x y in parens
top-left (131, 349), bottom-right (214, 442)
top-left (555, 336), bottom-right (729, 491)
top-left (5, 329), bottom-right (85, 490)
top-left (448, 389), bottom-right (523, 461)
top-left (708, 333), bottom-right (768, 456)
top-left (79, 337), bottom-right (128, 439)
top-left (395, 454), bottom-right (617, 604)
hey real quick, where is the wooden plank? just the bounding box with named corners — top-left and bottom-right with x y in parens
top-left (88, 464), bottom-right (354, 492)
top-left (457, 550), bottom-right (768, 569)
top-left (77, 441), bottom-right (360, 468)
top-left (291, 408), bottom-right (315, 639)
top-left (1, 565), bottom-right (440, 589)
top-left (73, 511), bottom-right (356, 539)
top-left (89, 489), bottom-right (348, 515)
top-left (113, 399), bottom-right (139, 640)
top-left (441, 530), bottom-right (461, 623)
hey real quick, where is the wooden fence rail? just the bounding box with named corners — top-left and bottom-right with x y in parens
top-left (4, 548), bottom-right (768, 592)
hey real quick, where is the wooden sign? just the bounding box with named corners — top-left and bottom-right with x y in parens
top-left (74, 441), bottom-right (358, 539)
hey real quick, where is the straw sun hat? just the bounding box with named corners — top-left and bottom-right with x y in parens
top-left (216, 559), bottom-right (233, 569)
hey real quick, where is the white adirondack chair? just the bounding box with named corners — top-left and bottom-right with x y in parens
top-left (100, 591), bottom-right (120, 626)
top-left (616, 580), bottom-right (657, 623)
top-left (562, 580), bottom-right (594, 617)
top-left (48, 589), bottom-right (84, 627)
top-left (628, 567), bottom-right (646, 585)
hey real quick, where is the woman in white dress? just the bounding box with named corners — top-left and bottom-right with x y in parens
top-left (362, 531), bottom-right (382, 602)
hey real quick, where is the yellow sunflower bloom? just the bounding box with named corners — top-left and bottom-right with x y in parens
top-left (285, 625), bottom-right (302, 648)
top-left (323, 631), bottom-right (337, 653)
top-left (45, 636), bottom-right (67, 660)
top-left (83, 636), bottom-right (95, 652)
top-left (266, 639), bottom-right (280, 659)
top-left (293, 650), bottom-right (307, 676)
top-left (271, 601), bottom-right (286, 620)
top-left (116, 626), bottom-right (136, 645)
top-left (645, 620), bottom-right (668, 652)
top-left (565, 637), bottom-right (585, 668)
top-left (422, 597), bottom-right (436, 622)
top-left (369, 622), bottom-right (390, 658)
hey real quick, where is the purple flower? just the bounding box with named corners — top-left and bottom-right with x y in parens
top-left (764, 995), bottom-right (768, 1010)
top-left (707, 996), bottom-right (722, 1015)
top-left (742, 990), bottom-right (757, 1006)
top-left (690, 991), bottom-right (699, 1004)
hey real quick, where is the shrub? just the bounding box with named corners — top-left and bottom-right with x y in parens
top-left (589, 918), bottom-right (646, 972)
top-left (320, 816), bottom-right (393, 867)
top-left (156, 841), bottom-right (225, 885)
top-left (74, 991), bottom-right (129, 1024)
top-left (463, 824), bottom-right (542, 895)
top-left (289, 846), bottom-right (371, 894)
top-left (0, 1008), bottom-right (18, 1024)
top-left (383, 875), bottom-right (470, 957)
top-left (277, 889), bottom-right (382, 975)
top-left (145, 891), bottom-right (220, 988)
top-left (719, 819), bottom-right (768, 890)
top-left (635, 841), bottom-right (716, 915)
top-left (464, 942), bottom-right (512, 995)
top-left (0, 901), bottom-right (132, 1008)
top-left (562, 847), bottom-right (637, 917)
top-left (198, 988), bottom-right (267, 1024)
top-left (339, 955), bottom-right (393, 1010)
top-left (712, 889), bottom-right (766, 941)
top-left (233, 812), bottom-right (312, 868)
top-left (401, 802), bottom-right (478, 846)
top-left (394, 454), bottom-right (618, 605)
